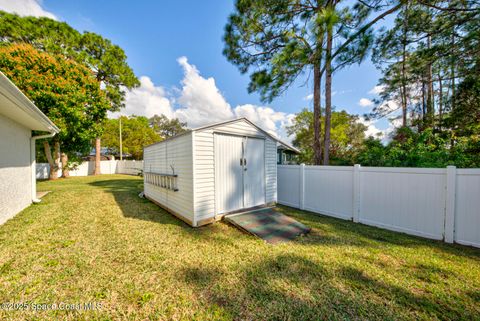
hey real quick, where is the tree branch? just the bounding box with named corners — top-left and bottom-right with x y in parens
top-left (417, 1), bottom-right (480, 12)
top-left (320, 2), bottom-right (403, 75)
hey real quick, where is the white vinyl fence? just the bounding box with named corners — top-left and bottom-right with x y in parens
top-left (278, 164), bottom-right (480, 248)
top-left (36, 160), bottom-right (143, 179)
top-left (116, 160), bottom-right (143, 175)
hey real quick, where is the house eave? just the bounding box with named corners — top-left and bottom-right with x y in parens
top-left (0, 71), bottom-right (59, 133)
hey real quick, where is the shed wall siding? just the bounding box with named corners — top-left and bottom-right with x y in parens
top-left (143, 133), bottom-right (194, 222)
top-left (0, 114), bottom-right (32, 225)
top-left (193, 130), bottom-right (215, 220)
top-left (265, 138), bottom-right (277, 203)
top-left (213, 120), bottom-right (266, 137)
top-left (193, 119), bottom-right (277, 220)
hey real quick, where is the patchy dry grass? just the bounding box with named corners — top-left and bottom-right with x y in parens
top-left (0, 175), bottom-right (479, 320)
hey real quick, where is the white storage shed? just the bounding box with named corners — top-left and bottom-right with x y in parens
top-left (143, 118), bottom-right (297, 227)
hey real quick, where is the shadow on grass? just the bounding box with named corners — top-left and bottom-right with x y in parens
top-left (88, 178), bottom-right (190, 229)
top-left (88, 178), bottom-right (480, 259)
top-left (87, 178), bottom-right (240, 244)
top-left (179, 253), bottom-right (478, 320)
top-left (179, 254), bottom-right (335, 319)
top-left (276, 205), bottom-right (480, 259)
top-left (85, 177), bottom-right (480, 319)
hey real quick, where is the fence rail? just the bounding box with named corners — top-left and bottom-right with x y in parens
top-left (36, 160), bottom-right (143, 179)
top-left (278, 164), bottom-right (480, 248)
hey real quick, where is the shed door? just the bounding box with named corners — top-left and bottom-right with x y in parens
top-left (243, 137), bottom-right (265, 208)
top-left (215, 134), bottom-right (245, 214)
top-left (215, 134), bottom-right (266, 215)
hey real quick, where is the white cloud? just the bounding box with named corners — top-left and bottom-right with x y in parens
top-left (110, 76), bottom-right (174, 118)
top-left (175, 56), bottom-right (234, 127)
top-left (378, 99), bottom-right (400, 114)
top-left (0, 0), bottom-right (57, 19)
top-left (335, 89), bottom-right (353, 95)
top-left (359, 117), bottom-right (384, 138)
top-left (119, 57), bottom-right (293, 141)
top-left (234, 104), bottom-right (290, 138)
top-left (388, 117), bottom-right (404, 134)
top-left (303, 93), bottom-right (313, 101)
top-left (359, 115), bottom-right (405, 143)
top-left (369, 85), bottom-right (385, 95)
top-left (174, 57), bottom-right (294, 140)
top-left (304, 89), bottom-right (350, 102)
top-left (382, 117), bottom-right (404, 141)
top-left (358, 98), bottom-right (374, 108)
top-left (356, 86), bottom-right (403, 142)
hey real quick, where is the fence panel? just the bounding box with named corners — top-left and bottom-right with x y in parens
top-left (277, 165), bottom-right (301, 208)
top-left (36, 163), bottom-right (51, 180)
top-left (116, 160), bottom-right (143, 175)
top-left (36, 160), bottom-right (143, 179)
top-left (69, 161), bottom-right (94, 176)
top-left (99, 160), bottom-right (115, 174)
top-left (277, 164), bottom-right (480, 248)
top-left (455, 169), bottom-right (480, 247)
top-left (359, 167), bottom-right (446, 240)
top-left (303, 166), bottom-right (353, 220)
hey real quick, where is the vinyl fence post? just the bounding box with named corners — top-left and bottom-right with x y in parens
top-left (299, 163), bottom-right (305, 210)
top-left (444, 165), bottom-right (456, 243)
top-left (352, 164), bottom-right (361, 222)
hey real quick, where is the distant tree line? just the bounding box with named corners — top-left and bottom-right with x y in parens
top-left (286, 109), bottom-right (367, 165)
top-left (362, 0), bottom-right (480, 167)
top-left (101, 115), bottom-right (188, 160)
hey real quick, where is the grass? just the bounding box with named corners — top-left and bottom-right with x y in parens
top-left (0, 175), bottom-right (479, 320)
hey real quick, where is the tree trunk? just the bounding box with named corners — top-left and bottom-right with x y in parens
top-left (323, 23), bottom-right (333, 165)
top-left (61, 153), bottom-right (69, 178)
top-left (438, 73), bottom-right (443, 131)
top-left (451, 31), bottom-right (456, 111)
top-left (43, 141), bottom-right (58, 180)
top-left (119, 117), bottom-right (123, 161)
top-left (400, 4), bottom-right (409, 127)
top-left (421, 80), bottom-right (426, 125)
top-left (426, 34), bottom-right (434, 127)
top-left (54, 141), bottom-right (61, 178)
top-left (43, 140), bottom-right (61, 180)
top-left (313, 62), bottom-right (323, 165)
top-left (400, 86), bottom-right (407, 127)
top-left (94, 137), bottom-right (101, 175)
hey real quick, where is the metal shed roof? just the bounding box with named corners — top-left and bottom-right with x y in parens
top-left (145, 117), bottom-right (300, 153)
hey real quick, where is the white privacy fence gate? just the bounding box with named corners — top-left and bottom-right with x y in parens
top-left (277, 165), bottom-right (480, 248)
top-left (36, 160), bottom-right (143, 179)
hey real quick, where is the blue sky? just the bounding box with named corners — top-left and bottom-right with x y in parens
top-left (0, 0), bottom-right (393, 139)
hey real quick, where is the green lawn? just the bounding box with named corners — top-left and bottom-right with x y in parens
top-left (0, 175), bottom-right (479, 320)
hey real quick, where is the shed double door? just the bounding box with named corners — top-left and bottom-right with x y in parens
top-left (215, 133), bottom-right (265, 214)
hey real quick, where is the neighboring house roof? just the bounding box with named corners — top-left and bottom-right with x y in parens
top-left (146, 117), bottom-right (300, 153)
top-left (277, 142), bottom-right (300, 154)
top-left (0, 71), bottom-right (59, 133)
